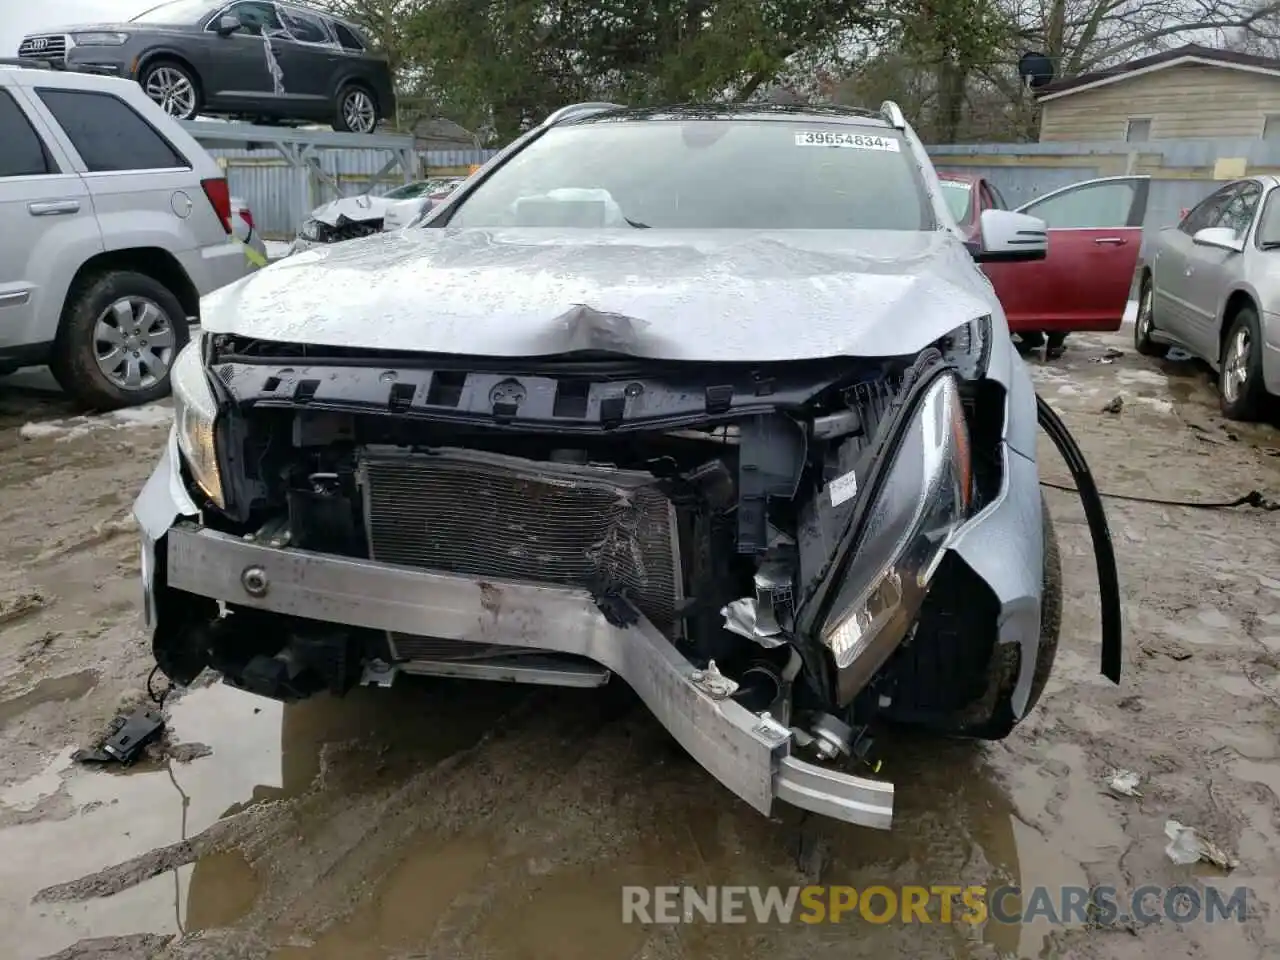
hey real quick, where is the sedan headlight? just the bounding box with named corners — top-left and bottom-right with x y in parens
top-left (72, 32), bottom-right (129, 45)
top-left (172, 334), bottom-right (224, 509)
top-left (298, 219), bottom-right (321, 242)
top-left (820, 371), bottom-right (972, 704)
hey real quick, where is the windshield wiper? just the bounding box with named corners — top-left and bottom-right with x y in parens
top-left (1259, 240), bottom-right (1280, 249)
top-left (623, 217), bottom-right (651, 229)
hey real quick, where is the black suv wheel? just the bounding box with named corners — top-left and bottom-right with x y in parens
top-left (140, 60), bottom-right (201, 121)
top-left (333, 83), bottom-right (377, 133)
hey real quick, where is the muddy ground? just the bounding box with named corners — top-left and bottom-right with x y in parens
top-left (0, 330), bottom-right (1278, 960)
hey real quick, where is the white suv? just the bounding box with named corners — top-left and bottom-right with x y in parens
top-left (0, 62), bottom-right (257, 408)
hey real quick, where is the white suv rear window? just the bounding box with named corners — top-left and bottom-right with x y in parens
top-left (35, 89), bottom-right (189, 172)
top-left (0, 91), bottom-right (51, 177)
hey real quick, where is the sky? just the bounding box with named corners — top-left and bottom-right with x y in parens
top-left (3, 0), bottom-right (153, 58)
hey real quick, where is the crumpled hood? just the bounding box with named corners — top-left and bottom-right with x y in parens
top-left (200, 228), bottom-right (1000, 362)
top-left (307, 194), bottom-right (397, 227)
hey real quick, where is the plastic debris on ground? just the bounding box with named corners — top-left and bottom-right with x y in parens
top-left (1164, 818), bottom-right (1238, 870)
top-left (72, 705), bottom-right (165, 766)
top-left (1101, 396), bottom-right (1124, 414)
top-left (1107, 769), bottom-right (1143, 797)
top-left (1165, 347), bottom-right (1193, 362)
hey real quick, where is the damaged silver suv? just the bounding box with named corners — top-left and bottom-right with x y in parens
top-left (134, 101), bottom-right (1120, 829)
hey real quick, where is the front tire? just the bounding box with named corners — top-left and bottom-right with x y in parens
top-left (51, 270), bottom-right (189, 411)
top-left (333, 83), bottom-right (378, 133)
top-left (140, 60), bottom-right (201, 121)
top-left (1219, 306), bottom-right (1268, 421)
top-left (1134, 275), bottom-right (1163, 357)
top-left (880, 495), bottom-right (1061, 740)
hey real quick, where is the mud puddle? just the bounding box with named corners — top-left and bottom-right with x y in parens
top-left (0, 683), bottom-right (284, 957)
top-left (0, 676), bottom-right (524, 959)
top-left (0, 671), bottom-right (1083, 960)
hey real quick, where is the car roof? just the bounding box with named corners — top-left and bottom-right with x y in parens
top-left (563, 103), bottom-right (894, 129)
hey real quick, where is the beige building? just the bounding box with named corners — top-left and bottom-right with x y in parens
top-left (1037, 44), bottom-right (1280, 142)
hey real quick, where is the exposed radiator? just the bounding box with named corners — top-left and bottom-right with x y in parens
top-left (359, 447), bottom-right (684, 647)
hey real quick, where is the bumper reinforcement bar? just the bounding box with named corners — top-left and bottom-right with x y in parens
top-left (164, 524), bottom-right (895, 829)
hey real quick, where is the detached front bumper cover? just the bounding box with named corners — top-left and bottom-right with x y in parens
top-left (160, 524), bottom-right (896, 829)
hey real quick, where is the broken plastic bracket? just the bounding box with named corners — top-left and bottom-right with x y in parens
top-left (72, 706), bottom-right (165, 766)
top-left (591, 584), bottom-right (640, 628)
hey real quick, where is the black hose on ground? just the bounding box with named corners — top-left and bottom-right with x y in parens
top-left (1036, 395), bottom-right (1123, 684)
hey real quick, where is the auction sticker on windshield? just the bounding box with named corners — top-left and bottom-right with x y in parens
top-left (794, 131), bottom-right (901, 151)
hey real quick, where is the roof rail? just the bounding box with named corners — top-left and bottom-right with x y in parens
top-left (879, 100), bottom-right (906, 130)
top-left (543, 102), bottom-right (625, 126)
top-left (0, 57), bottom-right (63, 71)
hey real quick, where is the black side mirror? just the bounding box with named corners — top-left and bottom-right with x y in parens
top-left (216, 14), bottom-right (241, 35)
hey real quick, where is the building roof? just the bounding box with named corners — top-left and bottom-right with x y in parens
top-left (1036, 43), bottom-right (1280, 102)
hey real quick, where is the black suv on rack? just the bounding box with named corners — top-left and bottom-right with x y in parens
top-left (17, 0), bottom-right (395, 133)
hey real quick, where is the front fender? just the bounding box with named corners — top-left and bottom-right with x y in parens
top-left (1001, 348), bottom-right (1039, 462)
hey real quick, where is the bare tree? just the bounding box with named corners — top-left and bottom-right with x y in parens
top-left (1008, 0), bottom-right (1280, 77)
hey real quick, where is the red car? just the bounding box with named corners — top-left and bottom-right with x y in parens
top-left (937, 172), bottom-right (1149, 346)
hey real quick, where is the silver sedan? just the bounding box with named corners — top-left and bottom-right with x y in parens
top-left (1135, 176), bottom-right (1280, 420)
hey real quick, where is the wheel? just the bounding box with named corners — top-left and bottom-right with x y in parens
top-left (51, 270), bottom-right (190, 411)
top-left (1134, 274), bottom-right (1164, 357)
top-left (333, 84), bottom-right (378, 133)
top-left (140, 60), bottom-right (200, 121)
top-left (1045, 331), bottom-right (1068, 359)
top-left (1219, 305), bottom-right (1268, 421)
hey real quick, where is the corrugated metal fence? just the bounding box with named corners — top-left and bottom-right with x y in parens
top-left (217, 135), bottom-right (1272, 242)
top-left (928, 138), bottom-right (1280, 255)
top-left (211, 145), bottom-right (497, 238)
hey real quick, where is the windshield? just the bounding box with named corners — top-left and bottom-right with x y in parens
top-left (446, 119), bottom-right (932, 230)
top-left (383, 182), bottom-right (433, 200)
top-left (939, 180), bottom-right (973, 223)
top-left (130, 0), bottom-right (218, 23)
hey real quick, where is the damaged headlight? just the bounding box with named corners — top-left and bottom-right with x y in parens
top-left (298, 219), bottom-right (321, 242)
top-left (937, 315), bottom-right (992, 380)
top-left (820, 371), bottom-right (972, 704)
top-left (172, 333), bottom-right (224, 509)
